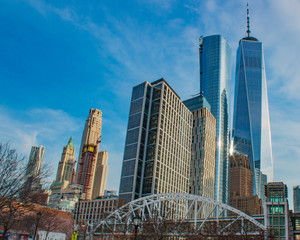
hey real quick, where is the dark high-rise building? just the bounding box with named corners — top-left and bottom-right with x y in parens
top-left (232, 5), bottom-right (273, 198)
top-left (199, 35), bottom-right (232, 203)
top-left (294, 186), bottom-right (300, 213)
top-left (119, 78), bottom-right (192, 203)
top-left (183, 94), bottom-right (216, 200)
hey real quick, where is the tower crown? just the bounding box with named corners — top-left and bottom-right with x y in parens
top-left (67, 136), bottom-right (73, 148)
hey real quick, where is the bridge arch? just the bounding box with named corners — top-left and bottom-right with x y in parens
top-left (92, 193), bottom-right (266, 236)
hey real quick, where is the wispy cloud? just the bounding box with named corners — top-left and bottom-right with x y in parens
top-left (270, 105), bottom-right (300, 207)
top-left (252, 0), bottom-right (300, 99)
top-left (0, 106), bottom-right (83, 178)
top-left (25, 0), bottom-right (201, 99)
top-left (26, 0), bottom-right (77, 22)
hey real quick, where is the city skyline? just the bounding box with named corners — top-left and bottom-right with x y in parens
top-left (0, 0), bottom-right (299, 207)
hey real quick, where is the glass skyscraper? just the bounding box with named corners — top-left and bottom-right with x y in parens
top-left (232, 33), bottom-right (273, 196)
top-left (199, 35), bottom-right (232, 204)
top-left (294, 186), bottom-right (300, 213)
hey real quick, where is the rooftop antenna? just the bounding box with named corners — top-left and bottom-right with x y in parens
top-left (246, 3), bottom-right (251, 37)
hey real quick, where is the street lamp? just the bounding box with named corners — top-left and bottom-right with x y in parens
top-left (133, 216), bottom-right (141, 240)
top-left (33, 211), bottom-right (42, 240)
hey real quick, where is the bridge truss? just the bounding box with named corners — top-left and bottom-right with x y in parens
top-left (91, 193), bottom-right (267, 238)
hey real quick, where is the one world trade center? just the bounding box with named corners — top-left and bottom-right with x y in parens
top-left (232, 5), bottom-right (273, 199)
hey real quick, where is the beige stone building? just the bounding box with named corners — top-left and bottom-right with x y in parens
top-left (92, 151), bottom-right (109, 199)
top-left (55, 137), bottom-right (76, 183)
top-left (49, 183), bottom-right (84, 212)
top-left (229, 154), bottom-right (263, 215)
top-left (183, 95), bottom-right (216, 200)
top-left (74, 197), bottom-right (119, 224)
top-left (76, 109), bottom-right (102, 200)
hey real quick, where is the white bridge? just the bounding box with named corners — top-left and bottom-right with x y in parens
top-left (91, 193), bottom-right (266, 238)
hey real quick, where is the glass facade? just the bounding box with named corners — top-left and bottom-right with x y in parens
top-left (119, 82), bottom-right (148, 203)
top-left (265, 182), bottom-right (289, 239)
top-left (294, 186), bottom-right (300, 213)
top-left (183, 94), bottom-right (211, 112)
top-left (199, 35), bottom-right (231, 204)
top-left (232, 37), bottom-right (273, 196)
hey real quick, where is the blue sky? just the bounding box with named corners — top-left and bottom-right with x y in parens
top-left (1, 0), bottom-right (300, 207)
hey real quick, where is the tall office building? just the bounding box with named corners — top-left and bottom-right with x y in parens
top-left (232, 6), bottom-right (273, 197)
top-left (50, 137), bottom-right (76, 197)
top-left (119, 78), bottom-right (192, 203)
top-left (294, 186), bottom-right (300, 213)
top-left (199, 35), bottom-right (231, 203)
top-left (92, 151), bottom-right (109, 199)
top-left (229, 154), bottom-right (262, 215)
top-left (183, 94), bottom-right (216, 200)
top-left (55, 137), bottom-right (76, 183)
top-left (76, 109), bottom-right (102, 200)
top-left (25, 146), bottom-right (45, 191)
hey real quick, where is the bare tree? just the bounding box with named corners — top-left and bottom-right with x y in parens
top-left (97, 213), bottom-right (276, 240)
top-left (0, 201), bottom-right (31, 240)
top-left (31, 207), bottom-right (73, 240)
top-left (0, 143), bottom-right (26, 208)
top-left (38, 208), bottom-right (74, 239)
top-left (0, 143), bottom-right (51, 240)
top-left (37, 209), bottom-right (59, 240)
top-left (12, 206), bottom-right (74, 240)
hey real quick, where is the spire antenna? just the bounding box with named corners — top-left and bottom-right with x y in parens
top-left (246, 3), bottom-right (251, 37)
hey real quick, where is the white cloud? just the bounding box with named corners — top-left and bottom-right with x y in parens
top-left (253, 0), bottom-right (300, 99)
top-left (0, 106), bottom-right (83, 179)
top-left (25, 0), bottom-right (201, 99)
top-left (138, 0), bottom-right (177, 11)
top-left (206, 0), bottom-right (217, 13)
top-left (26, 0), bottom-right (78, 24)
top-left (270, 105), bottom-right (300, 207)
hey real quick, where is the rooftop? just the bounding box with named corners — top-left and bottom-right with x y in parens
top-left (242, 36), bottom-right (259, 42)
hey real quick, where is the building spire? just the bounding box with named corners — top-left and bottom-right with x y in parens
top-left (246, 3), bottom-right (251, 37)
top-left (67, 136), bottom-right (73, 148)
